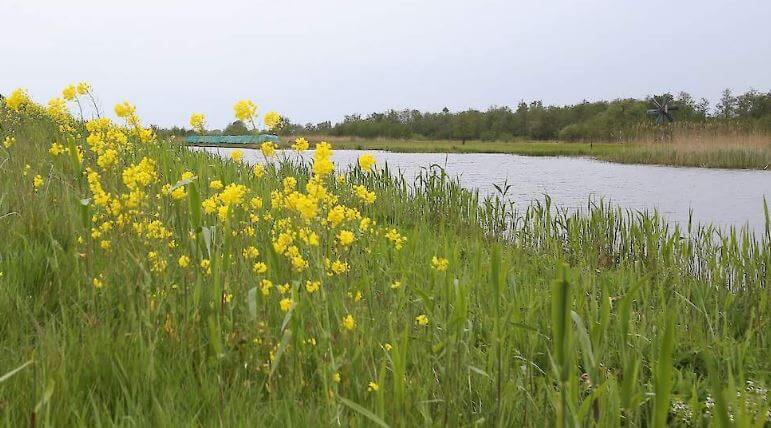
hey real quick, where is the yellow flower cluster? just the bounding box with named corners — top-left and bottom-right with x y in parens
top-left (32, 175), bottom-right (44, 191)
top-left (62, 84), bottom-right (77, 101)
top-left (263, 111), bottom-right (281, 130)
top-left (230, 149), bottom-right (244, 163)
top-left (234, 100), bottom-right (257, 122)
top-left (189, 113), bottom-right (206, 133)
top-left (6, 87), bottom-right (422, 384)
top-left (313, 142), bottom-right (334, 177)
top-left (5, 88), bottom-right (31, 111)
top-left (292, 137), bottom-right (309, 152)
top-left (260, 142), bottom-right (276, 158)
top-left (431, 256), bottom-right (449, 271)
top-left (354, 185), bottom-right (376, 204)
top-left (358, 153), bottom-right (376, 171)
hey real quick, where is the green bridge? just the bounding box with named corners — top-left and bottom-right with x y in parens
top-left (184, 134), bottom-right (280, 145)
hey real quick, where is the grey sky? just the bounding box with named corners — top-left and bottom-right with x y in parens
top-left (2, 0), bottom-right (769, 129)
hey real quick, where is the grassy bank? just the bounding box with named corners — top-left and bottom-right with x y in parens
top-left (280, 135), bottom-right (771, 169)
top-left (1, 97), bottom-right (770, 425)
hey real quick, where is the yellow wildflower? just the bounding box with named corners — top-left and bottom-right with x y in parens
top-left (253, 163), bottom-right (265, 178)
top-left (260, 279), bottom-right (273, 295)
top-left (358, 153), bottom-right (376, 171)
top-left (327, 206), bottom-right (346, 227)
top-left (292, 137), bottom-right (309, 152)
top-left (234, 100), bottom-right (257, 122)
top-left (332, 372), bottom-right (341, 383)
top-left (368, 382), bottom-right (379, 392)
top-left (253, 262), bottom-right (268, 274)
top-left (305, 280), bottom-right (320, 293)
top-left (178, 255), bottom-right (190, 268)
top-left (114, 101), bottom-right (136, 118)
top-left (62, 84), bottom-right (77, 101)
top-left (260, 141), bottom-right (276, 158)
top-left (337, 230), bottom-right (355, 246)
top-left (217, 205), bottom-right (229, 222)
top-left (331, 260), bottom-right (349, 274)
top-left (431, 256), bottom-right (449, 271)
top-left (209, 180), bottom-right (223, 190)
top-left (354, 185), bottom-right (376, 204)
top-left (342, 314), bottom-right (355, 330)
top-left (243, 246), bottom-right (260, 259)
top-left (279, 298), bottom-right (294, 312)
top-left (416, 314), bottom-right (429, 326)
top-left (200, 259), bottom-right (211, 275)
top-left (219, 183), bottom-right (247, 206)
top-left (170, 186), bottom-right (187, 200)
top-left (202, 197), bottom-right (218, 214)
top-left (291, 255), bottom-right (308, 272)
top-left (5, 88), bottom-right (31, 111)
top-left (189, 113), bottom-right (206, 133)
top-left (3, 136), bottom-right (15, 149)
top-left (46, 98), bottom-right (69, 121)
top-left (97, 149), bottom-right (118, 169)
top-left (230, 149), bottom-right (244, 163)
top-left (263, 111), bottom-right (281, 129)
top-left (49, 143), bottom-right (65, 156)
top-left (76, 82), bottom-right (91, 95)
top-left (313, 158), bottom-right (333, 177)
top-left (33, 175), bottom-right (44, 191)
top-left (385, 229), bottom-right (406, 250)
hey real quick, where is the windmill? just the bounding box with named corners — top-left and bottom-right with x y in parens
top-left (647, 95), bottom-right (678, 125)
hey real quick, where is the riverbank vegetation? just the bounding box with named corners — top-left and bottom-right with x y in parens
top-left (1, 87), bottom-right (769, 425)
top-left (166, 89), bottom-right (771, 169)
top-left (290, 90), bottom-right (771, 142)
top-left (310, 130), bottom-right (771, 170)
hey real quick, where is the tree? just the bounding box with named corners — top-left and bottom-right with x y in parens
top-left (223, 120), bottom-right (249, 135)
top-left (715, 89), bottom-right (737, 119)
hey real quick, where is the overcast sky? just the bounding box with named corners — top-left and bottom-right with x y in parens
top-left (1, 0), bottom-right (769, 128)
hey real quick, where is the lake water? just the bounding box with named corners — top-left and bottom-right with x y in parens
top-left (195, 147), bottom-right (771, 235)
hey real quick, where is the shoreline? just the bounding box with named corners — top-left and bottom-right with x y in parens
top-left (179, 137), bottom-right (771, 170)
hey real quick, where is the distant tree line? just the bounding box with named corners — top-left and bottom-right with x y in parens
top-left (154, 89), bottom-right (771, 141)
top-left (289, 89), bottom-right (771, 142)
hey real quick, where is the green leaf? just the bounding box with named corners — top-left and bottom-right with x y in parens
top-left (34, 378), bottom-right (55, 414)
top-left (0, 360), bottom-right (33, 384)
top-left (571, 311), bottom-right (596, 379)
top-left (652, 313), bottom-right (675, 428)
top-left (338, 396), bottom-right (391, 428)
top-left (247, 287), bottom-right (258, 320)
top-left (188, 183), bottom-right (201, 232)
top-left (170, 176), bottom-right (197, 191)
top-left (269, 328), bottom-right (293, 379)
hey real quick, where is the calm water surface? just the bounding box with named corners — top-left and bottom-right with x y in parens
top-left (196, 147), bottom-right (771, 234)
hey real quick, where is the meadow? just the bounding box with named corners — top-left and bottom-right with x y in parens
top-left (0, 87), bottom-right (769, 426)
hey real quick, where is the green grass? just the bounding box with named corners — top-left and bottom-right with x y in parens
top-left (2, 110), bottom-right (770, 426)
top-left (186, 136), bottom-right (771, 169)
top-left (301, 137), bottom-right (771, 169)
top-left (327, 138), bottom-right (622, 157)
